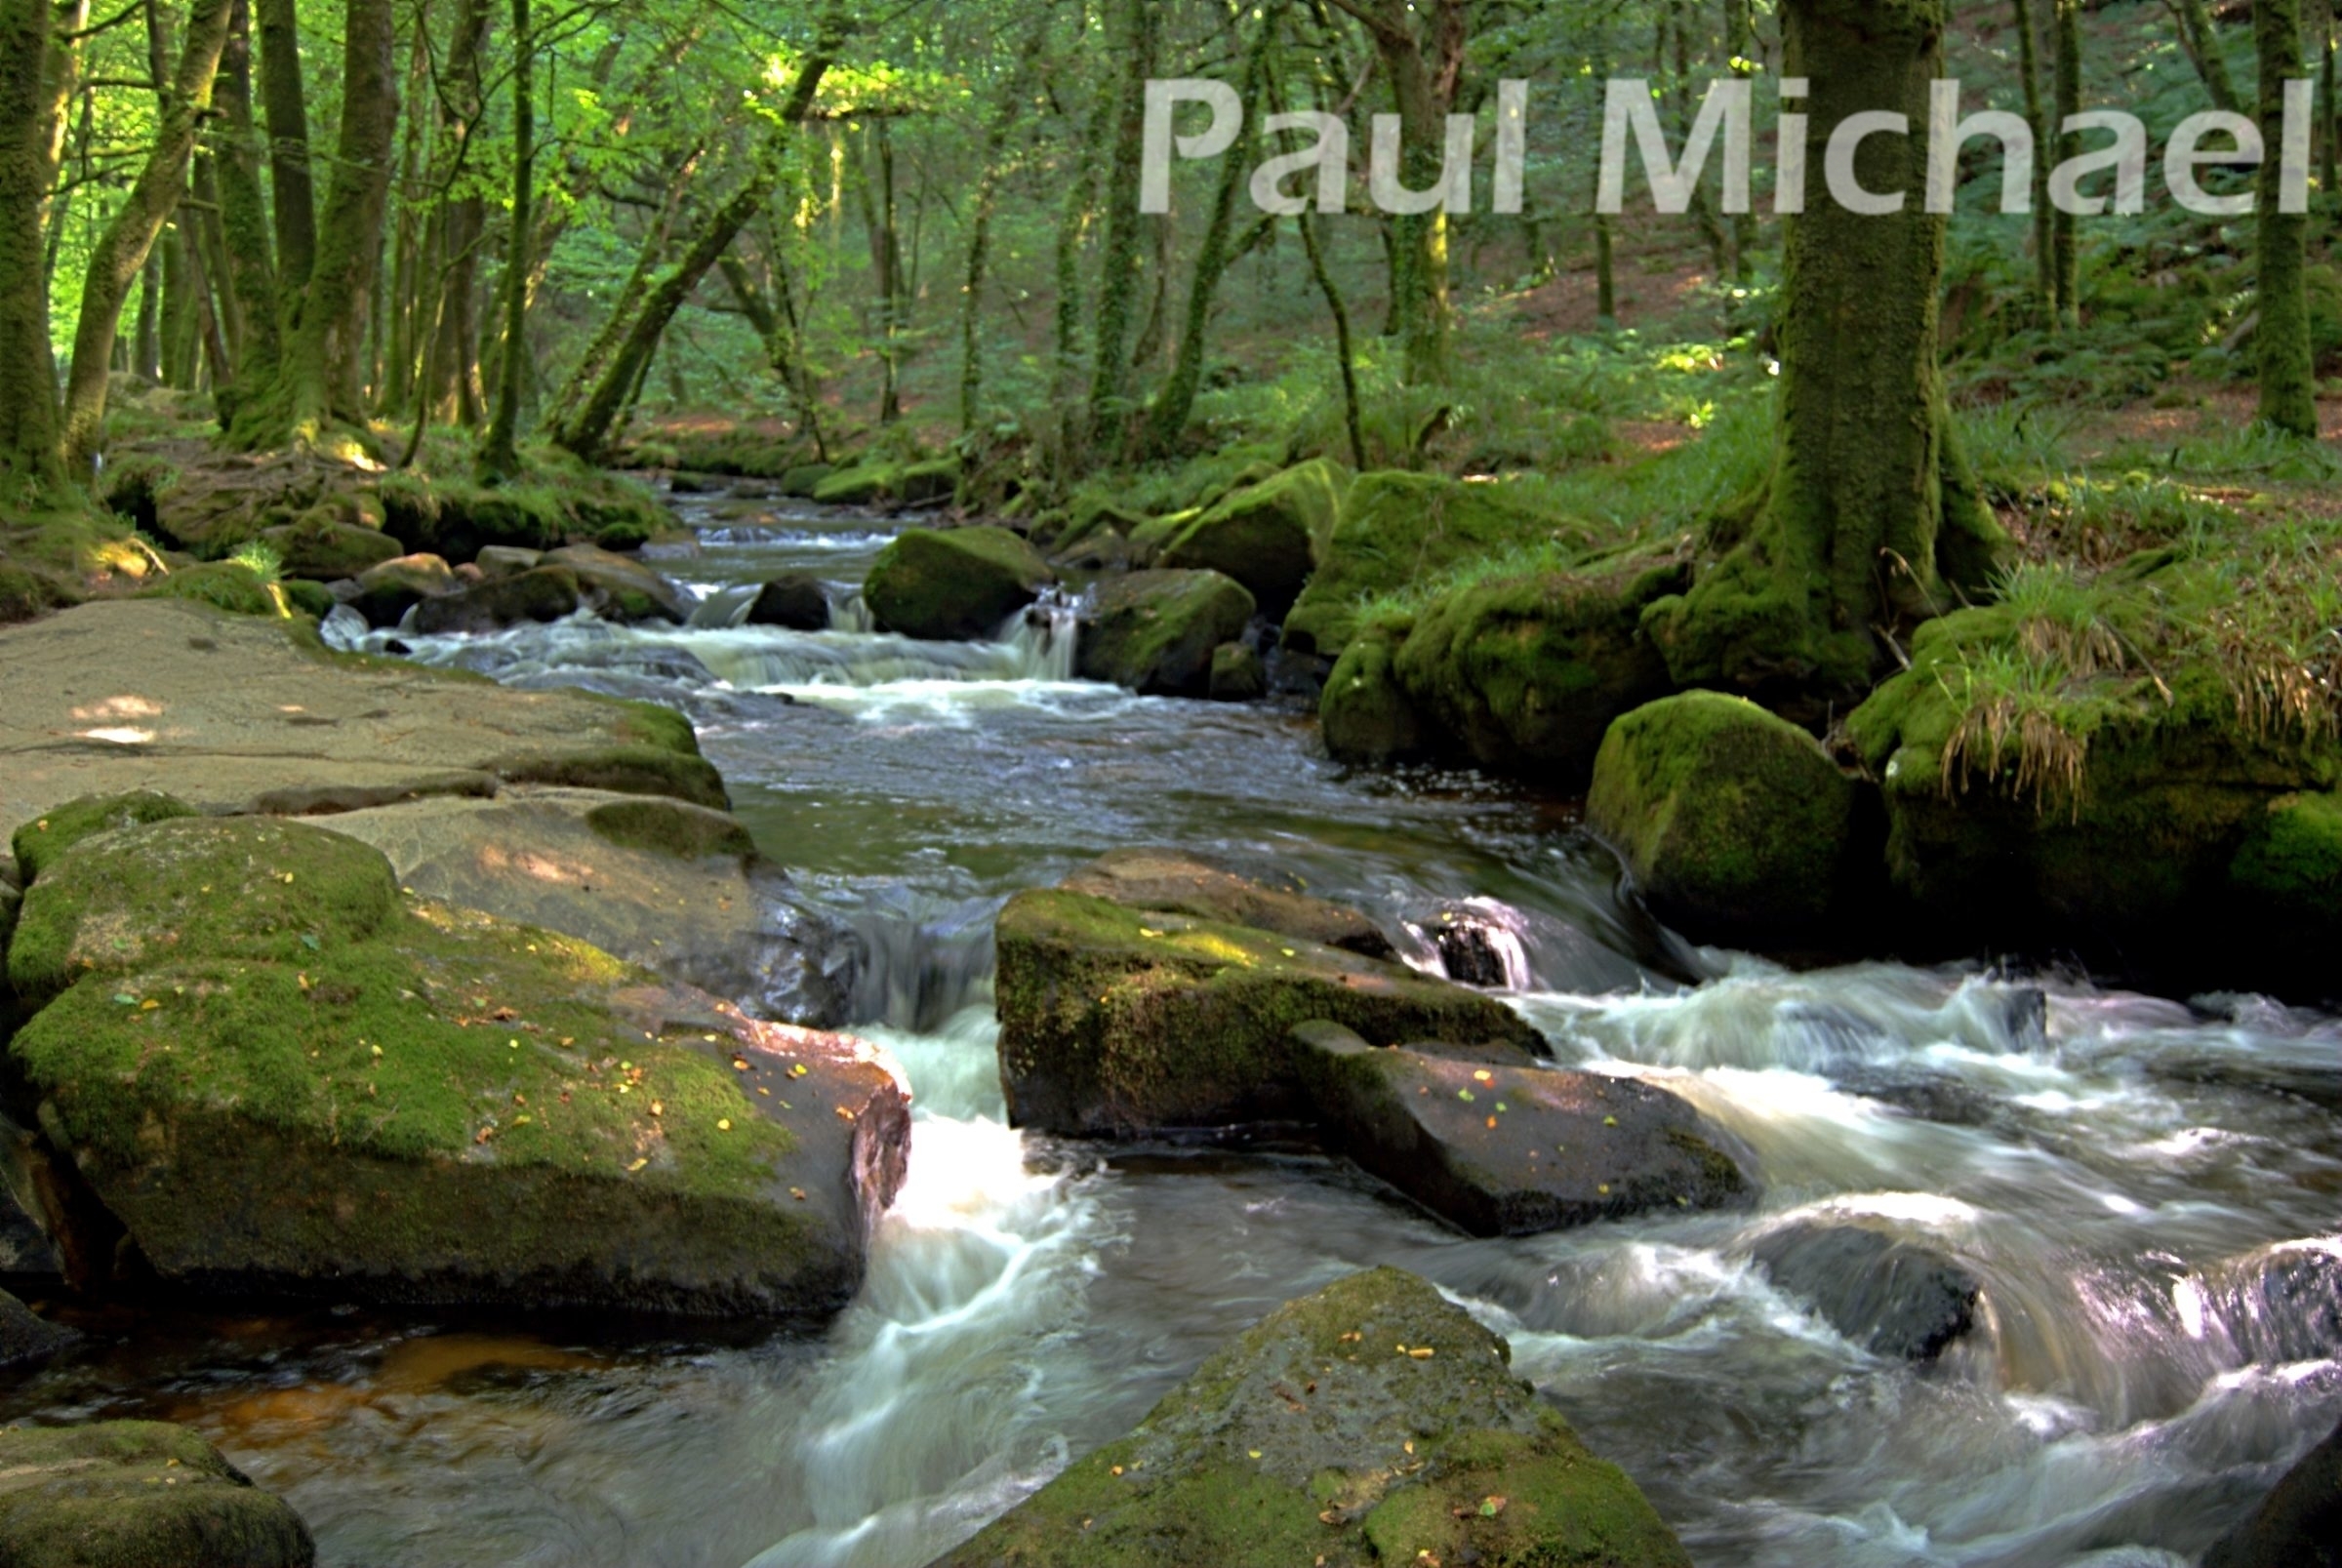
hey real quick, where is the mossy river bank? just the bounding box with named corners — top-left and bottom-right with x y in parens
top-left (3, 490), bottom-right (2336, 1567)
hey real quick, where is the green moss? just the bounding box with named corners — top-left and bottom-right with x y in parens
top-left (11, 792), bottom-right (198, 883)
top-left (280, 579), bottom-right (338, 619)
top-left (1587, 693), bottom-right (1860, 940)
top-left (2229, 791), bottom-right (2342, 910)
top-left (98, 454), bottom-right (182, 533)
top-left (1156, 458), bottom-right (1350, 615)
top-left (864, 527), bottom-right (1055, 642)
top-left (495, 745), bottom-right (729, 812)
top-left (608, 697), bottom-right (705, 757)
top-left (1074, 570), bottom-right (1257, 697)
top-left (584, 797), bottom-right (755, 862)
top-left (137, 561), bottom-right (288, 619)
top-left (1284, 473), bottom-right (1588, 661)
top-left (0, 562), bottom-right (76, 625)
top-left (0, 1420), bottom-right (315, 1568)
top-left (813, 457), bottom-right (959, 507)
top-left (1320, 619), bottom-right (1428, 765)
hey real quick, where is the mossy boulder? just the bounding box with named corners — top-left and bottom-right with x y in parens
top-left (2, 1288), bottom-right (77, 1366)
top-left (1388, 547), bottom-right (1692, 786)
top-left (1156, 459), bottom-right (1350, 617)
top-left (11, 792), bottom-right (199, 884)
top-left (814, 458), bottom-right (959, 508)
top-left (1588, 692), bottom-right (1863, 945)
top-left (1208, 641), bottom-right (1266, 703)
top-left (1058, 849), bottom-right (1395, 958)
top-left (258, 511), bottom-right (405, 582)
top-left (1320, 621), bottom-right (1430, 765)
top-left (0, 1421), bottom-right (316, 1567)
top-left (1846, 607), bottom-right (2342, 994)
top-left (1075, 571), bottom-right (1256, 697)
top-left (136, 562), bottom-right (285, 620)
top-left (474, 545), bottom-right (544, 581)
top-left (2226, 791), bottom-right (2342, 990)
top-left (929, 1266), bottom-right (1691, 1568)
top-left (1293, 1023), bottom-right (1755, 1235)
top-left (994, 889), bottom-right (1543, 1137)
top-left (544, 543), bottom-right (696, 624)
top-left (866, 527), bottom-right (1056, 642)
top-left (411, 566), bottom-right (583, 635)
top-left (349, 552), bottom-right (458, 627)
top-left (5, 816), bottom-right (909, 1315)
top-left (779, 463), bottom-right (835, 500)
top-left (1283, 474), bottom-right (1589, 662)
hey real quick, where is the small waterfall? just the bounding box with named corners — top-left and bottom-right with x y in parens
top-left (1000, 590), bottom-right (1080, 684)
top-left (839, 891), bottom-right (1001, 1034)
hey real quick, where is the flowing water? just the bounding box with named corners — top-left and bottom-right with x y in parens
top-left (7, 493), bottom-right (2338, 1567)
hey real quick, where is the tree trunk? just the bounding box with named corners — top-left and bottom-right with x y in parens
top-left (2322, 0), bottom-right (2337, 203)
top-left (550, 6), bottom-right (845, 462)
top-left (478, 0), bottom-right (532, 478)
top-left (959, 29), bottom-right (1044, 434)
top-left (254, 0), bottom-right (315, 296)
top-left (2050, 0), bottom-right (2081, 330)
top-left (1300, 210), bottom-right (1366, 469)
top-left (134, 250), bottom-right (162, 380)
top-left (1648, 0), bottom-right (2007, 704)
top-left (2176, 0), bottom-right (2241, 111)
top-left (0, 0), bottom-right (64, 495)
top-left (1724, 0), bottom-right (1758, 279)
top-left (1049, 81), bottom-right (1108, 453)
top-left (2012, 0), bottom-right (2059, 326)
top-left (427, 0), bottom-right (490, 425)
top-left (381, 4), bottom-right (432, 420)
top-left (213, 0), bottom-right (279, 410)
top-left (2258, 0), bottom-right (2319, 437)
top-left (1670, 1), bottom-right (1731, 279)
top-left (1148, 0), bottom-right (1283, 455)
top-left (61, 0), bottom-right (234, 469)
top-left (1086, 0), bottom-right (1160, 449)
top-left (1362, 0), bottom-right (1467, 385)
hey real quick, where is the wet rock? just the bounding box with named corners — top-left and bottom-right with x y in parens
top-left (1153, 458), bottom-right (1348, 618)
top-left (1057, 849), bottom-right (1395, 958)
top-left (545, 543), bottom-right (697, 624)
top-left (5, 816), bottom-right (909, 1316)
top-left (2201, 1242), bottom-right (2342, 1365)
top-left (1589, 692), bottom-right (1865, 944)
top-left (929, 1266), bottom-right (1691, 1568)
top-left (815, 458), bottom-right (958, 507)
top-left (474, 545), bottom-right (545, 581)
top-left (865, 526), bottom-right (1055, 642)
top-left (1321, 621), bottom-right (1429, 765)
top-left (747, 573), bottom-right (833, 632)
top-left (0, 1422), bottom-right (316, 1566)
top-left (1294, 1023), bottom-right (1755, 1235)
top-left (994, 888), bottom-right (1541, 1137)
top-left (1, 1287), bottom-right (77, 1366)
top-left (349, 552), bottom-right (459, 627)
top-left (1074, 570), bottom-right (1255, 697)
top-left (412, 566), bottom-right (584, 634)
top-left (1426, 904), bottom-right (1527, 988)
top-left (2204, 1417), bottom-right (2342, 1568)
top-left (3, 1115), bottom-right (64, 1277)
top-left (1207, 640), bottom-right (1266, 703)
top-left (1750, 1223), bottom-right (1981, 1361)
top-left (259, 510), bottom-right (406, 582)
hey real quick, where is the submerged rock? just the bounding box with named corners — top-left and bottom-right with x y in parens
top-left (1208, 640), bottom-right (1267, 703)
top-left (1750, 1223), bottom-right (1981, 1362)
top-left (2202, 1417), bottom-right (2342, 1568)
top-left (5, 816), bottom-right (908, 1316)
top-left (1293, 1023), bottom-right (1755, 1235)
top-left (928, 1266), bottom-right (1691, 1568)
top-left (747, 573), bottom-right (833, 631)
top-left (1588, 692), bottom-right (1865, 944)
top-left (865, 527), bottom-right (1055, 642)
top-left (994, 886), bottom-right (1539, 1137)
top-left (0, 1422), bottom-right (316, 1567)
top-left (1074, 570), bottom-right (1256, 697)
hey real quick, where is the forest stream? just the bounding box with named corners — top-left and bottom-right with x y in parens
top-left (5, 493), bottom-right (2338, 1568)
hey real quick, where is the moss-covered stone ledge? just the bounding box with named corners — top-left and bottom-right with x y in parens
top-left (0, 1421), bottom-right (316, 1568)
top-left (928, 1267), bottom-right (1690, 1568)
top-left (5, 814), bottom-right (908, 1317)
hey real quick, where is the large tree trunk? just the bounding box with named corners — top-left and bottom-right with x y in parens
top-left (1084, 0), bottom-right (1159, 450)
top-left (2257, 0), bottom-right (2318, 437)
top-left (2050, 0), bottom-right (2081, 331)
top-left (1648, 0), bottom-right (2007, 704)
top-left (254, 0), bottom-right (316, 296)
top-left (61, 0), bottom-right (235, 469)
top-left (0, 0), bottom-right (64, 496)
top-left (477, 0), bottom-right (532, 478)
top-left (1353, 0), bottom-right (1466, 385)
top-left (2012, 0), bottom-right (2058, 326)
top-left (550, 8), bottom-right (844, 462)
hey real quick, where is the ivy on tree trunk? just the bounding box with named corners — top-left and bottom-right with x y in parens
top-left (2256, 0), bottom-right (2319, 438)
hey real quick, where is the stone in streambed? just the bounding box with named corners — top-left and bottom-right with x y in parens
top-left (927, 1266), bottom-right (1691, 1568)
top-left (1058, 848), bottom-right (1395, 958)
top-left (865, 527), bottom-right (1055, 642)
top-left (993, 888), bottom-right (1540, 1137)
top-left (5, 816), bottom-right (908, 1316)
top-left (747, 573), bottom-right (833, 631)
top-left (1320, 621), bottom-right (1429, 765)
top-left (474, 545), bottom-right (545, 580)
top-left (259, 509), bottom-right (405, 582)
top-left (1074, 570), bottom-right (1255, 697)
top-left (1154, 458), bottom-right (1349, 617)
top-left (545, 543), bottom-right (697, 624)
top-left (412, 565), bottom-right (583, 634)
top-left (1, 1287), bottom-right (77, 1366)
top-left (0, 1421), bottom-right (317, 1567)
top-left (2203, 1417), bottom-right (2342, 1568)
top-left (1292, 1023), bottom-right (1755, 1235)
top-left (1207, 641), bottom-right (1266, 702)
top-left (349, 552), bottom-right (459, 627)
top-left (1749, 1222), bottom-right (1980, 1362)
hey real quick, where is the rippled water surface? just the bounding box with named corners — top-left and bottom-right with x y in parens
top-left (7, 493), bottom-right (2336, 1567)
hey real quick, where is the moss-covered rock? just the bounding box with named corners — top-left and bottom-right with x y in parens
top-left (814, 458), bottom-right (959, 507)
top-left (994, 889), bottom-right (1542, 1137)
top-left (0, 563), bottom-right (77, 627)
top-left (11, 792), bottom-right (200, 884)
top-left (258, 510), bottom-right (405, 582)
top-left (747, 573), bottom-right (832, 631)
top-left (1390, 547), bottom-right (1692, 787)
top-left (929, 1266), bottom-right (1690, 1568)
top-left (866, 527), bottom-right (1056, 642)
top-left (1207, 641), bottom-right (1266, 703)
top-left (5, 816), bottom-right (909, 1315)
top-left (474, 545), bottom-right (544, 581)
top-left (137, 561), bottom-right (286, 620)
top-left (491, 744), bottom-right (729, 812)
top-left (1320, 621), bottom-right (1430, 765)
top-left (0, 1421), bottom-right (317, 1567)
top-left (1156, 459), bottom-right (1350, 617)
top-left (1283, 474), bottom-right (1588, 662)
top-left (1075, 571), bottom-right (1256, 697)
top-left (1, 1288), bottom-right (77, 1366)
top-left (349, 552), bottom-right (458, 627)
top-left (544, 543), bottom-right (696, 624)
top-left (779, 463), bottom-right (835, 500)
top-left (1293, 1023), bottom-right (1755, 1235)
top-left (1058, 849), bottom-right (1395, 958)
top-left (1588, 692), bottom-right (1862, 944)
top-left (412, 566), bottom-right (584, 635)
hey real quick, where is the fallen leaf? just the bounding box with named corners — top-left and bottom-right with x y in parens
top-left (1479, 1495), bottom-right (1508, 1517)
top-left (1485, 1116), bottom-right (1498, 1129)
top-left (112, 993), bottom-right (138, 1006)
top-left (717, 1118), bottom-right (733, 1131)
top-left (650, 1101), bottom-right (665, 1117)
top-left (626, 1157), bottom-right (649, 1172)
top-left (1408, 1347), bottom-right (1435, 1359)
top-left (1247, 1450), bottom-right (1263, 1460)
top-left (140, 998), bottom-right (160, 1011)
top-left (1473, 1070), bottom-right (1493, 1083)
top-left (1602, 1115), bottom-right (1619, 1127)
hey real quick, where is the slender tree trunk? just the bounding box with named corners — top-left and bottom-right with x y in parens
top-left (0, 0), bottom-right (65, 496)
top-left (1050, 87), bottom-right (1107, 446)
top-left (254, 0), bottom-right (315, 297)
top-left (1086, 0), bottom-right (1159, 449)
top-left (1649, 0), bottom-right (2006, 703)
top-left (2322, 0), bottom-right (2338, 202)
top-left (551, 6), bottom-right (845, 462)
top-left (213, 0), bottom-right (278, 411)
top-left (382, 4), bottom-right (432, 419)
top-left (1670, 2), bottom-right (1730, 278)
top-left (35, 2), bottom-right (91, 211)
top-left (2258, 0), bottom-right (2319, 437)
top-left (478, 0), bottom-right (532, 478)
top-left (429, 0), bottom-right (490, 424)
top-left (1724, 0), bottom-right (1757, 279)
top-left (1300, 210), bottom-right (1366, 470)
top-left (2176, 0), bottom-right (2241, 111)
top-left (959, 30), bottom-right (1044, 434)
top-left (1149, 0), bottom-right (1283, 455)
top-left (134, 251), bottom-right (162, 379)
top-left (862, 118), bottom-right (904, 426)
top-left (2013, 0), bottom-right (2059, 326)
top-left (61, 0), bottom-right (234, 470)
top-left (2051, 0), bottom-right (2082, 331)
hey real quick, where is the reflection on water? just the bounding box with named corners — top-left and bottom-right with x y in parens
top-left (7, 492), bottom-right (2335, 1568)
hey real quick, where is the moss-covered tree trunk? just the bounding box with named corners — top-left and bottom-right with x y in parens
top-left (61, 0), bottom-right (235, 470)
top-left (253, 0), bottom-right (315, 297)
top-left (1085, 0), bottom-right (1159, 451)
top-left (0, 0), bottom-right (64, 498)
top-left (1670, 1), bottom-right (1731, 279)
top-left (1648, 0), bottom-right (2007, 704)
top-left (959, 28), bottom-right (1045, 435)
top-left (1358, 0), bottom-right (1467, 385)
top-left (213, 0), bottom-right (280, 412)
top-left (1724, 0), bottom-right (1758, 280)
top-left (2257, 0), bottom-right (2319, 437)
top-left (2012, 0), bottom-right (2059, 326)
top-left (2050, 0), bottom-right (2081, 331)
top-left (477, 0), bottom-right (532, 479)
top-left (2177, 0), bottom-right (2241, 111)
top-left (427, 0), bottom-right (490, 425)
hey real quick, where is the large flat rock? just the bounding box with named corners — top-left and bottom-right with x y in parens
top-left (0, 599), bottom-right (719, 835)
